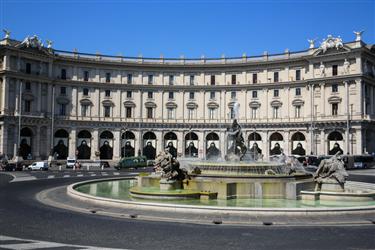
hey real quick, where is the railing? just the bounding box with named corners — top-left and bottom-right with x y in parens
top-left (53, 49), bottom-right (311, 65)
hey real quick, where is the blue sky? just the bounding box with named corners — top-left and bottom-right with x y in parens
top-left (1, 0), bottom-right (374, 58)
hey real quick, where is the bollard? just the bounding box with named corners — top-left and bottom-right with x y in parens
top-left (73, 165), bottom-right (76, 171)
top-left (59, 165), bottom-right (62, 171)
top-left (101, 165), bottom-right (104, 170)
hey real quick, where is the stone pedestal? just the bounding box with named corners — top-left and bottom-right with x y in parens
top-left (160, 179), bottom-right (182, 191)
top-left (315, 179), bottom-right (345, 192)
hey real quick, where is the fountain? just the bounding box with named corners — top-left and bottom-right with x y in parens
top-left (68, 103), bottom-right (375, 211)
top-left (129, 102), bottom-right (315, 200)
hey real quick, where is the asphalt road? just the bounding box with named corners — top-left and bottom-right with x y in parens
top-left (0, 172), bottom-right (374, 250)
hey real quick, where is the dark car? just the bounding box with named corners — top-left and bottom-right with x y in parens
top-left (3, 162), bottom-right (24, 171)
top-left (115, 156), bottom-right (148, 170)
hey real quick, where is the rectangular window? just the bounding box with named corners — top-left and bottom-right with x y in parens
top-left (296, 69), bottom-right (301, 81)
top-left (126, 91), bottom-right (132, 98)
top-left (60, 87), bottom-right (66, 95)
top-left (105, 90), bottom-right (111, 97)
top-left (274, 89), bottom-right (279, 97)
top-left (274, 72), bottom-right (279, 82)
top-left (81, 105), bottom-right (88, 117)
top-left (24, 100), bottom-right (31, 113)
top-left (210, 91), bottom-right (216, 99)
top-left (231, 91), bottom-right (236, 99)
top-left (189, 75), bottom-right (194, 85)
top-left (188, 108), bottom-right (194, 119)
top-left (59, 104), bottom-right (66, 116)
top-left (126, 107), bottom-right (132, 118)
top-left (26, 63), bottom-right (31, 74)
top-left (147, 107), bottom-right (153, 119)
top-left (83, 88), bottom-right (89, 96)
top-left (25, 82), bottom-right (31, 91)
top-left (61, 69), bottom-right (66, 80)
top-left (209, 108), bottom-right (216, 119)
top-left (295, 105), bottom-right (301, 118)
top-left (127, 74), bottom-right (132, 84)
top-left (147, 91), bottom-right (153, 99)
top-left (148, 75), bottom-right (153, 85)
top-left (295, 87), bottom-right (301, 96)
top-left (105, 72), bottom-right (111, 83)
top-left (104, 106), bottom-right (111, 117)
top-left (169, 75), bottom-right (174, 85)
top-left (332, 84), bottom-right (338, 93)
top-left (167, 108), bottom-right (174, 119)
top-left (251, 107), bottom-right (257, 119)
top-left (231, 74), bottom-right (236, 85)
top-left (210, 75), bottom-right (215, 85)
top-left (168, 91), bottom-right (174, 99)
top-left (189, 92), bottom-right (195, 100)
top-left (332, 103), bottom-right (338, 116)
top-left (252, 90), bottom-right (258, 98)
top-left (273, 107), bottom-right (279, 119)
top-left (332, 65), bottom-right (338, 76)
top-left (252, 73), bottom-right (257, 84)
top-left (84, 71), bottom-right (89, 81)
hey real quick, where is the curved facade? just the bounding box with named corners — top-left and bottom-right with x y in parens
top-left (0, 33), bottom-right (375, 161)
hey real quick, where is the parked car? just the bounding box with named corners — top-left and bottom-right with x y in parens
top-left (4, 162), bottom-right (24, 171)
top-left (28, 161), bottom-right (48, 171)
top-left (115, 156), bottom-right (148, 170)
top-left (66, 158), bottom-right (76, 168)
top-left (342, 155), bottom-right (375, 169)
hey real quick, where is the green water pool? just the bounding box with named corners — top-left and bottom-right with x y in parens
top-left (74, 179), bottom-right (375, 208)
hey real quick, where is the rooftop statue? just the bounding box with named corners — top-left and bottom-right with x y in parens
top-left (319, 35), bottom-right (343, 53)
top-left (353, 30), bottom-right (364, 41)
top-left (307, 38), bottom-right (316, 49)
top-left (3, 29), bottom-right (10, 39)
top-left (46, 40), bottom-right (53, 49)
top-left (21, 35), bottom-right (43, 49)
top-left (313, 152), bottom-right (348, 191)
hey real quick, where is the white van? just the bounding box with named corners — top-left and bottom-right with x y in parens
top-left (66, 158), bottom-right (76, 168)
top-left (28, 161), bottom-right (48, 171)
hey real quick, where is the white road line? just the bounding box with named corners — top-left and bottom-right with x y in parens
top-left (63, 174), bottom-right (70, 178)
top-left (77, 174), bottom-right (84, 177)
top-left (113, 172), bottom-right (120, 175)
top-left (10, 176), bottom-right (37, 182)
top-left (102, 172), bottom-right (109, 176)
top-left (47, 175), bottom-right (54, 179)
top-left (90, 174), bottom-right (96, 176)
top-left (0, 235), bottom-right (128, 250)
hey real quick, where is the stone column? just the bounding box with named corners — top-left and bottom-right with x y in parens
top-left (33, 127), bottom-right (40, 159)
top-left (37, 82), bottom-right (42, 113)
top-left (91, 130), bottom-right (99, 160)
top-left (320, 130), bottom-right (326, 155)
top-left (320, 83), bottom-right (325, 116)
top-left (264, 130), bottom-right (269, 160)
top-left (113, 130), bottom-right (120, 160)
top-left (0, 124), bottom-right (7, 156)
top-left (14, 79), bottom-right (20, 115)
top-left (69, 128), bottom-right (76, 158)
top-left (1, 76), bottom-right (9, 114)
top-left (133, 131), bottom-right (141, 156)
top-left (177, 131), bottom-right (183, 156)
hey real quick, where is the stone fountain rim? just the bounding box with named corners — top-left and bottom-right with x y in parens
top-left (67, 177), bottom-right (375, 214)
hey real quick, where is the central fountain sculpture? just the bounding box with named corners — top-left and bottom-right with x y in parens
top-left (130, 102), bottom-right (318, 200)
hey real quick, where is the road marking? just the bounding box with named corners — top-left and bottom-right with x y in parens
top-left (77, 174), bottom-right (84, 177)
top-left (102, 172), bottom-right (109, 176)
top-left (10, 176), bottom-right (37, 183)
top-left (113, 172), bottom-right (120, 175)
top-left (90, 174), bottom-right (96, 176)
top-left (0, 235), bottom-right (127, 249)
top-left (63, 175), bottom-right (70, 178)
top-left (47, 175), bottom-right (54, 179)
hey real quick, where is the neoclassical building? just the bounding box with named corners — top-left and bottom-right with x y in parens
top-left (0, 32), bottom-right (374, 161)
